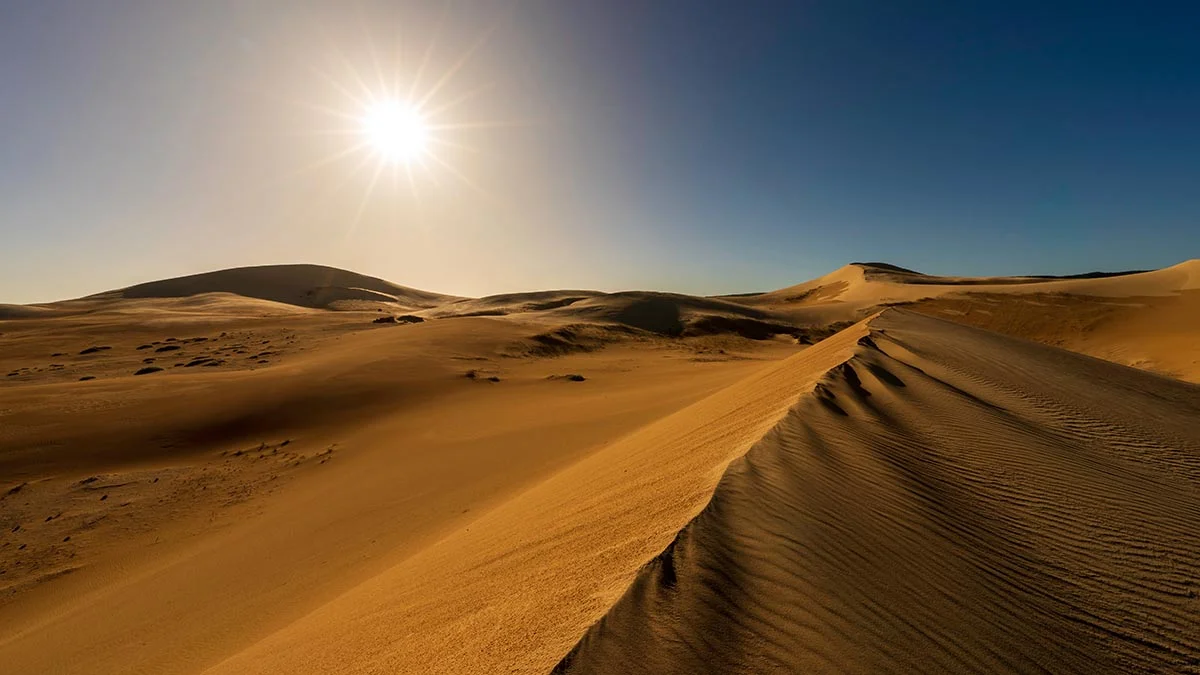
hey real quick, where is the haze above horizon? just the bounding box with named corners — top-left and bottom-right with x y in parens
top-left (2, 1), bottom-right (1199, 304)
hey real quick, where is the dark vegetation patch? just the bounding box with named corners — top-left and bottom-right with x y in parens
top-left (464, 369), bottom-right (501, 382)
top-left (372, 314), bottom-right (425, 324)
top-left (134, 366), bottom-right (164, 375)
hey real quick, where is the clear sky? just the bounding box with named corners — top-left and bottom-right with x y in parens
top-left (2, 1), bottom-right (1198, 303)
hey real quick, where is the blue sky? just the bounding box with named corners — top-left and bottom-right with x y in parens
top-left (2, 1), bottom-right (1198, 302)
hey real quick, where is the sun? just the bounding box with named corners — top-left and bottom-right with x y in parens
top-left (362, 100), bottom-right (430, 164)
top-left (296, 21), bottom-right (514, 206)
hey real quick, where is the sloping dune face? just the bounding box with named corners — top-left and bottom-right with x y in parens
top-left (556, 310), bottom-right (1200, 674)
top-left (198, 316), bottom-right (875, 675)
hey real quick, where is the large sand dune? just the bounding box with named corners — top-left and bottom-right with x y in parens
top-left (556, 310), bottom-right (1200, 673)
top-left (732, 260), bottom-right (1200, 382)
top-left (87, 263), bottom-right (456, 310)
top-left (2, 262), bottom-right (1198, 674)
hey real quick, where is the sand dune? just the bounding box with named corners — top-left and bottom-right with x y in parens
top-left (744, 259), bottom-right (1200, 312)
top-left (0, 304), bottom-right (56, 320)
top-left (0, 299), bottom-right (799, 674)
top-left (432, 290), bottom-right (806, 341)
top-left (556, 310), bottom-right (1200, 673)
top-left (3, 262), bottom-right (1198, 674)
top-left (733, 260), bottom-right (1200, 382)
top-left (9, 259), bottom-right (1197, 378)
top-left (86, 263), bottom-right (455, 310)
top-left (197, 308), bottom-right (877, 675)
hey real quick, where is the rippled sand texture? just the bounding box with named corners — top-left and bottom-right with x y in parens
top-left (556, 310), bottom-right (1200, 674)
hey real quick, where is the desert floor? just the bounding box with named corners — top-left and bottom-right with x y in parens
top-left (2, 261), bottom-right (1197, 673)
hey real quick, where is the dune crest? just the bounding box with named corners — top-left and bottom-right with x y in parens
top-left (753, 259), bottom-right (1200, 310)
top-left (86, 263), bottom-right (454, 310)
top-left (555, 309), bottom-right (1200, 673)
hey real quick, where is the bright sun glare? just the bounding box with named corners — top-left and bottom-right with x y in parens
top-left (362, 100), bottom-right (430, 164)
top-left (299, 19), bottom-right (515, 209)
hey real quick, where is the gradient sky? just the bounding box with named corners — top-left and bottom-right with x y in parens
top-left (2, 1), bottom-right (1198, 303)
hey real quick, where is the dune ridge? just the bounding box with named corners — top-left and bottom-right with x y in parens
top-left (195, 315), bottom-right (878, 674)
top-left (8, 259), bottom-right (1198, 383)
top-left (748, 259), bottom-right (1200, 310)
top-left (555, 309), bottom-right (1200, 674)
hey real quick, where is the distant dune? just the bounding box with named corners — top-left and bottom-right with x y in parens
top-left (731, 259), bottom-right (1200, 381)
top-left (6, 260), bottom-right (1197, 381)
top-left (0, 304), bottom-right (55, 320)
top-left (86, 263), bottom-right (456, 310)
top-left (745, 259), bottom-right (1200, 309)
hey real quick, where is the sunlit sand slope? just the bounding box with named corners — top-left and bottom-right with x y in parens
top-left (201, 315), bottom-right (876, 675)
top-left (556, 309), bottom-right (1200, 674)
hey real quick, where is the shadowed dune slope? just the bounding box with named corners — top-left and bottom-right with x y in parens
top-left (84, 264), bottom-right (454, 310)
top-left (556, 309), bottom-right (1200, 674)
top-left (0, 304), bottom-right (55, 319)
top-left (431, 290), bottom-right (802, 339)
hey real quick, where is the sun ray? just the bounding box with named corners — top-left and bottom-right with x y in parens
top-left (407, 1), bottom-right (450, 102)
top-left (389, 22), bottom-right (403, 98)
top-left (421, 81), bottom-right (497, 118)
top-left (294, 128), bottom-right (367, 138)
top-left (326, 148), bottom-right (381, 196)
top-left (427, 137), bottom-right (480, 153)
top-left (358, 9), bottom-right (391, 97)
top-left (309, 66), bottom-right (371, 111)
top-left (404, 161), bottom-right (419, 201)
top-left (284, 2), bottom-right (532, 227)
top-left (427, 119), bottom-right (536, 131)
top-left (423, 152), bottom-right (490, 199)
top-left (416, 24), bottom-right (498, 110)
top-left (345, 158), bottom-right (390, 240)
top-left (281, 140), bottom-right (374, 182)
top-left (328, 41), bottom-right (381, 105)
